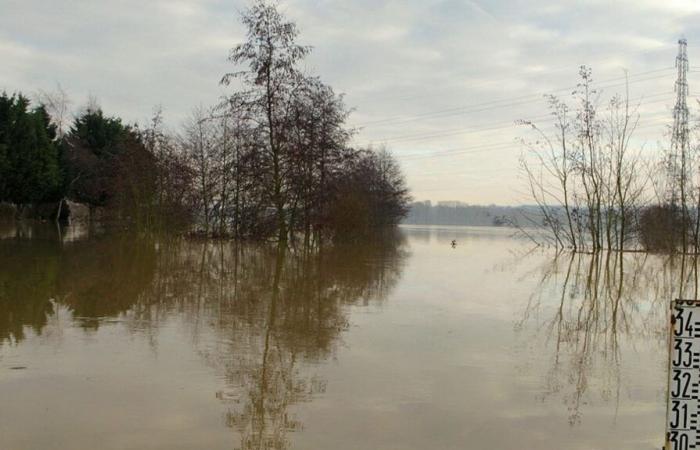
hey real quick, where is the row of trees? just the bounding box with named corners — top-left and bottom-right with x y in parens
top-left (0, 0), bottom-right (410, 242)
top-left (0, 93), bottom-right (190, 230)
top-left (520, 65), bottom-right (698, 254)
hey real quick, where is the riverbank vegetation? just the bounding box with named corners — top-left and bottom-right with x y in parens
top-left (0, 0), bottom-right (410, 243)
top-left (520, 63), bottom-right (700, 254)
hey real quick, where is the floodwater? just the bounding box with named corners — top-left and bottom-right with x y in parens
top-left (0, 223), bottom-right (686, 449)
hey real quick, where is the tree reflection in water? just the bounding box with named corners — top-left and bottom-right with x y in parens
top-left (0, 224), bottom-right (407, 449)
top-left (516, 249), bottom-right (700, 426)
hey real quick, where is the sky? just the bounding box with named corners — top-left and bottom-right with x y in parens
top-left (2, 0), bottom-right (700, 205)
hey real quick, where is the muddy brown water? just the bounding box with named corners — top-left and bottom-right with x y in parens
top-left (0, 224), bottom-right (683, 449)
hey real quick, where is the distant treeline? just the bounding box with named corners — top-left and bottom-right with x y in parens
top-left (0, 0), bottom-right (410, 242)
top-left (403, 201), bottom-right (538, 227)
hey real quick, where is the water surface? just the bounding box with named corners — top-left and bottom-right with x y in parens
top-left (0, 224), bottom-right (681, 449)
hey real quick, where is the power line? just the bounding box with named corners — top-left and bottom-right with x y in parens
top-left (398, 140), bottom-right (517, 160)
top-left (397, 114), bottom-right (672, 163)
top-left (351, 67), bottom-right (675, 129)
top-left (348, 43), bottom-right (678, 106)
top-left (388, 44), bottom-right (700, 197)
top-left (358, 90), bottom-right (675, 146)
top-left (398, 114), bottom-right (674, 166)
top-left (358, 75), bottom-right (666, 145)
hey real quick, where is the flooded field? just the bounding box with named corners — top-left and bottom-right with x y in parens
top-left (0, 224), bottom-right (683, 449)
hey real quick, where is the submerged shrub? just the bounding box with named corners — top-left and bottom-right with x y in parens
top-left (639, 204), bottom-right (684, 253)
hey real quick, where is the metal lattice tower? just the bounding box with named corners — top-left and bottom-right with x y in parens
top-left (668, 38), bottom-right (690, 205)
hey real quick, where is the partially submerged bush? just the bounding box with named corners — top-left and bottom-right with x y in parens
top-left (639, 204), bottom-right (684, 252)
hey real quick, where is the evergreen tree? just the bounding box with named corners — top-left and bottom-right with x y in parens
top-left (62, 108), bottom-right (129, 207)
top-left (63, 108), bottom-right (159, 227)
top-left (0, 92), bottom-right (61, 208)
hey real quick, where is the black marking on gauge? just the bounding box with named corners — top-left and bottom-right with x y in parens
top-left (667, 301), bottom-right (700, 450)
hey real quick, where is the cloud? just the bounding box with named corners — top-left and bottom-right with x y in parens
top-left (0, 0), bottom-right (696, 204)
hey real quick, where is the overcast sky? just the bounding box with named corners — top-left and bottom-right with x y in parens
top-left (3, 0), bottom-right (700, 204)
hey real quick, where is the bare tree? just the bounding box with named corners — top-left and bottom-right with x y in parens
top-left (520, 67), bottom-right (645, 253)
top-left (35, 83), bottom-right (71, 139)
top-left (519, 94), bottom-right (578, 250)
top-left (181, 106), bottom-right (218, 234)
top-left (221, 0), bottom-right (311, 242)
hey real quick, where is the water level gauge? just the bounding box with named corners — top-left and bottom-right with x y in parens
top-left (667, 300), bottom-right (700, 450)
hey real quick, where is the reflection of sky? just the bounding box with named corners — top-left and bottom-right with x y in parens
top-left (297, 227), bottom-right (669, 450)
top-left (3, 1), bottom-right (699, 203)
top-left (0, 226), bottom-right (675, 449)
